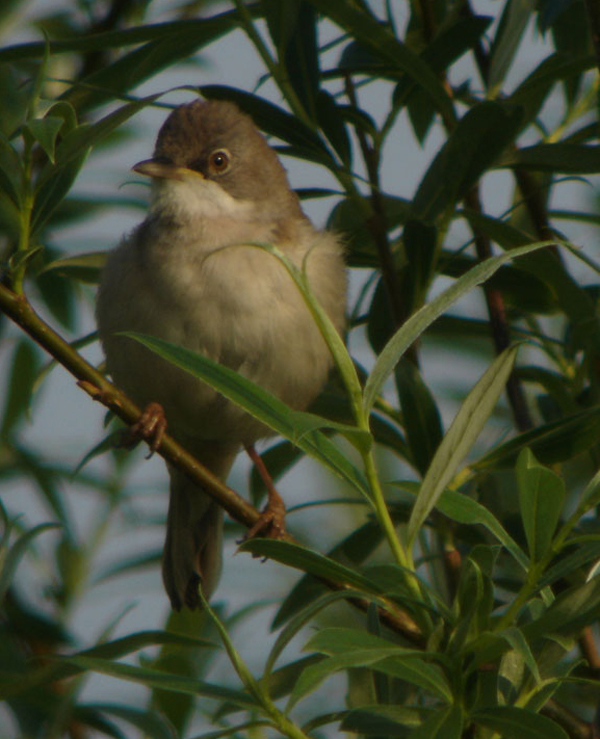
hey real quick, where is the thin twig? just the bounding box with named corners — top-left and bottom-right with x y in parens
top-left (463, 187), bottom-right (533, 431)
top-left (0, 283), bottom-right (422, 643)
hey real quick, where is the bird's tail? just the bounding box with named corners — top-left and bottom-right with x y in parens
top-left (162, 447), bottom-right (236, 610)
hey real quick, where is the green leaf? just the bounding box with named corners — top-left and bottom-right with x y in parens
top-left (341, 705), bottom-right (425, 735)
top-left (410, 705), bottom-right (463, 739)
top-left (289, 645), bottom-right (451, 710)
top-left (316, 90), bottom-right (352, 167)
top-left (487, 0), bottom-right (536, 97)
top-left (125, 331), bottom-right (369, 494)
top-left (0, 522), bottom-right (60, 601)
top-left (187, 720), bottom-right (272, 738)
top-left (41, 93), bottom-right (162, 182)
top-left (407, 346), bottom-right (518, 545)
top-left (60, 657), bottom-right (260, 709)
top-left (0, 338), bottom-right (38, 437)
top-left (24, 116), bottom-right (64, 163)
top-left (83, 704), bottom-right (176, 739)
top-left (239, 539), bottom-right (380, 595)
top-left (0, 630), bottom-right (215, 698)
top-left (282, 2), bottom-right (319, 119)
top-left (36, 266), bottom-right (76, 330)
top-left (0, 10), bottom-right (247, 63)
top-left (396, 359), bottom-right (443, 477)
top-left (500, 144), bottom-right (600, 173)
top-left (30, 149), bottom-right (89, 236)
top-left (60, 10), bottom-right (247, 111)
top-left (265, 591), bottom-right (371, 680)
top-left (517, 449), bottom-right (565, 562)
top-left (499, 626), bottom-right (541, 684)
top-left (508, 53), bottom-right (595, 130)
top-left (39, 251), bottom-right (107, 284)
top-left (475, 407), bottom-right (600, 470)
top-left (199, 85), bottom-right (332, 166)
top-left (539, 540), bottom-right (600, 589)
top-left (328, 195), bottom-right (410, 268)
top-left (411, 101), bottom-right (523, 223)
top-left (304, 0), bottom-right (454, 122)
top-left (473, 706), bottom-right (568, 739)
top-left (272, 520), bottom-right (384, 628)
top-left (431, 489), bottom-right (529, 570)
top-left (523, 576), bottom-right (600, 640)
top-left (0, 135), bottom-right (24, 207)
top-left (363, 241), bottom-right (551, 413)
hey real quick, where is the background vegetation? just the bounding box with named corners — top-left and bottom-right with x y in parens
top-left (1, 0), bottom-right (600, 737)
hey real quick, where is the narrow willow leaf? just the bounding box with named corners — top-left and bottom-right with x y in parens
top-left (288, 647), bottom-right (451, 710)
top-left (123, 332), bottom-right (369, 496)
top-left (272, 520), bottom-right (385, 628)
top-left (407, 346), bottom-right (518, 545)
top-left (61, 657), bottom-right (259, 708)
top-left (83, 704), bottom-right (176, 739)
top-left (264, 590), bottom-right (372, 681)
top-left (0, 9), bottom-right (248, 62)
top-left (411, 101), bottom-right (523, 222)
top-left (523, 576), bottom-right (600, 639)
top-left (304, 0), bottom-right (454, 122)
top-left (396, 359), bottom-right (443, 476)
top-left (0, 522), bottom-right (60, 601)
top-left (39, 251), bottom-right (107, 284)
top-left (239, 540), bottom-right (380, 595)
top-left (363, 241), bottom-right (551, 413)
top-left (0, 339), bottom-right (38, 437)
top-left (475, 407), bottom-right (600, 470)
top-left (433, 489), bottom-right (529, 570)
top-left (340, 705), bottom-right (425, 734)
top-left (188, 720), bottom-right (271, 739)
top-left (247, 241), bottom-right (363, 413)
top-left (517, 448), bottom-right (565, 562)
top-left (410, 705), bottom-right (463, 739)
top-left (1, 629), bottom-right (216, 700)
top-left (498, 626), bottom-right (541, 683)
top-left (487, 0), bottom-right (535, 96)
top-left (473, 706), bottom-right (568, 739)
top-left (500, 143), bottom-right (600, 173)
top-left (538, 540), bottom-right (600, 589)
top-left (24, 116), bottom-right (64, 163)
top-left (199, 85), bottom-right (332, 165)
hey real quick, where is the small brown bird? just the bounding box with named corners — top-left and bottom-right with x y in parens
top-left (96, 99), bottom-right (346, 610)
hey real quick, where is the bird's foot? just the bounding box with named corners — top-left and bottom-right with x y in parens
top-left (241, 444), bottom-right (287, 544)
top-left (120, 402), bottom-right (167, 457)
top-left (244, 491), bottom-right (287, 541)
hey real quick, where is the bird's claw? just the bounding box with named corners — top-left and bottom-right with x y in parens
top-left (119, 402), bottom-right (167, 457)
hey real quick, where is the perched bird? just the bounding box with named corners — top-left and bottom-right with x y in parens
top-left (96, 98), bottom-right (346, 610)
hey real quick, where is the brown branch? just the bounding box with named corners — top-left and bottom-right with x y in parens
top-left (0, 283), bottom-right (259, 529)
top-left (0, 283), bottom-right (422, 643)
top-left (583, 0), bottom-right (600, 73)
top-left (344, 74), bottom-right (417, 365)
top-left (464, 187), bottom-right (533, 431)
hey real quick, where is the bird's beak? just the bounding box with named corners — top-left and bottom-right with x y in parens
top-left (132, 159), bottom-right (204, 181)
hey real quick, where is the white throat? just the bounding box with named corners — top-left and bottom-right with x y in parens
top-left (150, 177), bottom-right (255, 222)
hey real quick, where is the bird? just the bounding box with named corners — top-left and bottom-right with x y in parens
top-left (96, 98), bottom-right (346, 610)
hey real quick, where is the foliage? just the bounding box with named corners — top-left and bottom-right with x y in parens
top-left (1, 0), bottom-right (600, 737)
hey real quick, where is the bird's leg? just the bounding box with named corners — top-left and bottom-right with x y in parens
top-left (243, 444), bottom-right (287, 540)
top-left (120, 401), bottom-right (167, 457)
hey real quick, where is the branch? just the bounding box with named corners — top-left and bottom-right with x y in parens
top-left (0, 282), bottom-right (259, 528)
top-left (0, 283), bottom-right (422, 643)
top-left (463, 187), bottom-right (533, 431)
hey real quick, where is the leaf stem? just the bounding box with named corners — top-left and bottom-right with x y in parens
top-left (200, 590), bottom-right (315, 739)
top-left (12, 154), bottom-right (34, 295)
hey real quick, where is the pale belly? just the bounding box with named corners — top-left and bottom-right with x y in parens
top-left (97, 239), bottom-right (337, 448)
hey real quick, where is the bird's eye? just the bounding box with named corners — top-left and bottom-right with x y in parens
top-left (208, 149), bottom-right (231, 173)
